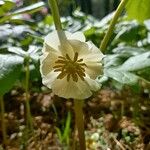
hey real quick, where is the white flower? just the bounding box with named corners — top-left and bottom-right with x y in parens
top-left (40, 30), bottom-right (104, 99)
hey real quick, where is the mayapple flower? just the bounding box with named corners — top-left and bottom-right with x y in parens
top-left (40, 30), bottom-right (104, 99)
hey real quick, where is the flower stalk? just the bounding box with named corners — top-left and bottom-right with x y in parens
top-left (100, 0), bottom-right (129, 52)
top-left (25, 56), bottom-right (33, 132)
top-left (0, 96), bottom-right (7, 146)
top-left (48, 0), bottom-right (62, 30)
top-left (74, 100), bottom-right (86, 150)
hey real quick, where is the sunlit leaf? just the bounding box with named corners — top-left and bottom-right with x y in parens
top-left (12, 1), bottom-right (45, 15)
top-left (0, 2), bottom-right (45, 23)
top-left (27, 45), bottom-right (41, 63)
top-left (8, 47), bottom-right (27, 57)
top-left (0, 25), bottom-right (33, 41)
top-left (126, 0), bottom-right (150, 22)
top-left (112, 46), bottom-right (147, 55)
top-left (104, 68), bottom-right (139, 84)
top-left (115, 21), bottom-right (141, 41)
top-left (118, 51), bottom-right (150, 71)
top-left (0, 54), bottom-right (23, 95)
top-left (0, 0), bottom-right (15, 16)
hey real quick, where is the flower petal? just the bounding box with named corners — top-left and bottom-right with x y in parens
top-left (44, 30), bottom-right (66, 50)
top-left (52, 77), bottom-right (93, 99)
top-left (68, 40), bottom-right (104, 79)
top-left (83, 41), bottom-right (104, 62)
top-left (40, 30), bottom-right (103, 99)
top-left (68, 32), bottom-right (85, 42)
top-left (82, 41), bottom-right (104, 79)
top-left (68, 40), bottom-right (89, 57)
top-left (84, 75), bottom-right (101, 91)
top-left (44, 30), bottom-right (75, 59)
top-left (85, 62), bottom-right (103, 79)
top-left (40, 44), bottom-right (61, 76)
top-left (42, 71), bottom-right (58, 89)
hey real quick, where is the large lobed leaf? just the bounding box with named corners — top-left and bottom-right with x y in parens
top-left (101, 47), bottom-right (150, 85)
top-left (104, 68), bottom-right (139, 85)
top-left (118, 51), bottom-right (150, 71)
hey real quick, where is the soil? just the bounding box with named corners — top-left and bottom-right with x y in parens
top-left (0, 86), bottom-right (150, 150)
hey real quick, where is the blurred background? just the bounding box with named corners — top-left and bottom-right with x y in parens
top-left (14, 0), bottom-right (120, 18)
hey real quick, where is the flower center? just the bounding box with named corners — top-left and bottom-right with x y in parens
top-left (53, 52), bottom-right (86, 82)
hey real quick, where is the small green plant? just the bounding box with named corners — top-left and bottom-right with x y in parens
top-left (55, 111), bottom-right (71, 146)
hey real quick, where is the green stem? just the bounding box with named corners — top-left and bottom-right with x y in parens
top-left (74, 99), bottom-right (86, 150)
top-left (48, 0), bottom-right (62, 30)
top-left (0, 96), bottom-right (7, 146)
top-left (100, 0), bottom-right (128, 52)
top-left (25, 57), bottom-right (33, 132)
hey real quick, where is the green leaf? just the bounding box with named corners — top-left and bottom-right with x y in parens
top-left (44, 15), bottom-right (53, 25)
top-left (0, 54), bottom-right (23, 95)
top-left (0, 25), bottom-right (33, 41)
top-left (27, 45), bottom-right (41, 63)
top-left (12, 2), bottom-right (45, 15)
top-left (0, 0), bottom-right (15, 16)
top-left (0, 2), bottom-right (45, 23)
top-left (104, 68), bottom-right (139, 84)
top-left (118, 51), bottom-right (150, 71)
top-left (112, 46), bottom-right (147, 55)
top-left (115, 21), bottom-right (141, 41)
top-left (104, 54), bottom-right (129, 68)
top-left (126, 0), bottom-right (150, 22)
top-left (8, 47), bottom-right (27, 57)
top-left (104, 54), bottom-right (123, 68)
top-left (55, 127), bottom-right (63, 142)
top-left (62, 111), bottom-right (71, 143)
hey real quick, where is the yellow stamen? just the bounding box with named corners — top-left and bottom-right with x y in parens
top-left (53, 52), bottom-right (86, 82)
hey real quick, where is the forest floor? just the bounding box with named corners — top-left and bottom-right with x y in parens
top-left (0, 87), bottom-right (150, 150)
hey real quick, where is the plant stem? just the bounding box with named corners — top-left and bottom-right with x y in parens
top-left (0, 96), bottom-right (7, 146)
top-left (74, 99), bottom-right (86, 150)
top-left (100, 0), bottom-right (128, 52)
top-left (25, 57), bottom-right (33, 132)
top-left (48, 0), bottom-right (62, 30)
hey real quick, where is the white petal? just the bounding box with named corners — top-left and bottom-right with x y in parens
top-left (85, 62), bottom-right (103, 79)
top-left (84, 75), bottom-right (101, 91)
top-left (42, 71), bottom-right (58, 89)
top-left (68, 40), bottom-right (89, 57)
top-left (52, 77), bottom-right (92, 99)
top-left (82, 41), bottom-right (104, 79)
top-left (40, 44), bottom-right (61, 76)
top-left (68, 40), bottom-right (103, 79)
top-left (44, 30), bottom-right (74, 59)
top-left (68, 32), bottom-right (85, 42)
top-left (83, 41), bottom-right (104, 62)
top-left (68, 40), bottom-right (104, 60)
top-left (44, 30), bottom-right (66, 50)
